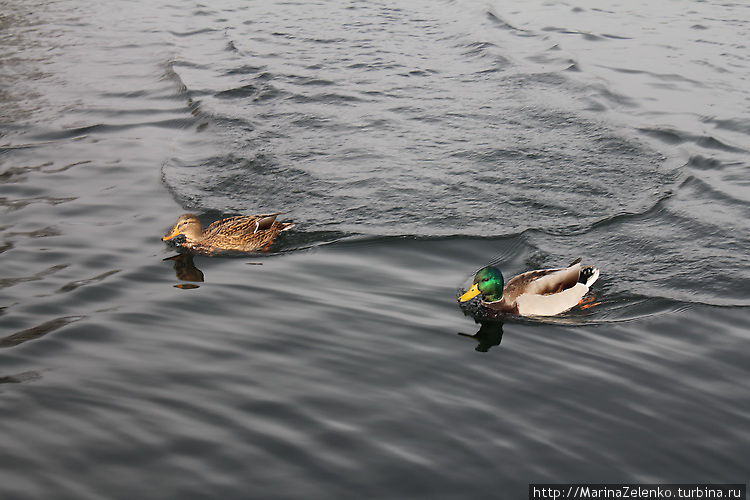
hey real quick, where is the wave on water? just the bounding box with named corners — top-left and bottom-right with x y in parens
top-left (155, 0), bottom-right (750, 318)
top-left (1, 1), bottom-right (750, 498)
top-left (159, 0), bottom-right (673, 237)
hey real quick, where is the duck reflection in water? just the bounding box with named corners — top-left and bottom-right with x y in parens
top-left (458, 320), bottom-right (505, 352)
top-left (163, 253), bottom-right (204, 289)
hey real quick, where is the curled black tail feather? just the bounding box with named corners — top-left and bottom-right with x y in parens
top-left (578, 266), bottom-right (595, 284)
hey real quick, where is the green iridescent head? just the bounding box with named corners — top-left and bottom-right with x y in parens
top-left (459, 266), bottom-right (505, 303)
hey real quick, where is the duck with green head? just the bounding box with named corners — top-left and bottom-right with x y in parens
top-left (458, 258), bottom-right (600, 317)
top-left (460, 267), bottom-right (505, 302)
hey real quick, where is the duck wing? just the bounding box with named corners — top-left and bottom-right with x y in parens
top-left (511, 262), bottom-right (601, 317)
top-left (502, 262), bottom-right (582, 303)
top-left (205, 213), bottom-right (281, 237)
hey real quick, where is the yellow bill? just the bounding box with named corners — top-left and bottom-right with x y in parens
top-left (162, 228), bottom-right (181, 241)
top-left (459, 283), bottom-right (481, 302)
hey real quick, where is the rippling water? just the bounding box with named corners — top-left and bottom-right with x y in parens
top-left (1, 0), bottom-right (749, 498)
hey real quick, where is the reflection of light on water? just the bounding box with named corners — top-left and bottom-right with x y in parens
top-left (174, 283), bottom-right (200, 290)
top-left (0, 370), bottom-right (43, 384)
top-left (0, 316), bottom-right (86, 349)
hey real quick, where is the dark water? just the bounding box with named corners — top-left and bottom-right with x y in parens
top-left (1, 0), bottom-right (749, 498)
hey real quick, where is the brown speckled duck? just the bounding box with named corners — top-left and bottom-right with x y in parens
top-left (162, 213), bottom-right (294, 254)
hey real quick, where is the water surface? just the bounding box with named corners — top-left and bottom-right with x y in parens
top-left (1, 0), bottom-right (749, 498)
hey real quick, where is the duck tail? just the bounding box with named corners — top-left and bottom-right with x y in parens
top-left (579, 266), bottom-right (600, 287)
top-left (254, 214), bottom-right (280, 232)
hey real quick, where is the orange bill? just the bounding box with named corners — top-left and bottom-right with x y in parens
top-left (162, 227), bottom-right (181, 241)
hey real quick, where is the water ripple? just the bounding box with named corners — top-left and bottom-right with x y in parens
top-left (1, 0), bottom-right (749, 498)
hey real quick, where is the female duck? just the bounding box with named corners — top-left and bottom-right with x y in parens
top-left (459, 258), bottom-right (599, 317)
top-left (162, 213), bottom-right (294, 254)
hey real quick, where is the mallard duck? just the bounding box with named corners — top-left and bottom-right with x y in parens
top-left (459, 258), bottom-right (600, 316)
top-left (162, 213), bottom-right (294, 254)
